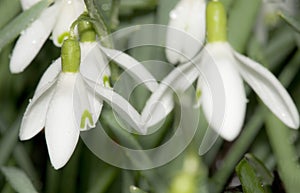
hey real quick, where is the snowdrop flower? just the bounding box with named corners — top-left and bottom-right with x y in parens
top-left (166, 0), bottom-right (206, 64)
top-left (19, 37), bottom-right (145, 169)
top-left (143, 0), bottom-right (299, 141)
top-left (10, 0), bottom-right (85, 73)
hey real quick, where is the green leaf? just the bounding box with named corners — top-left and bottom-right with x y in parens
top-left (227, 0), bottom-right (261, 53)
top-left (1, 167), bottom-right (38, 193)
top-left (279, 11), bottom-right (300, 33)
top-left (0, 0), bottom-right (49, 52)
top-left (130, 185), bottom-right (148, 193)
top-left (0, 0), bottom-right (21, 29)
top-left (0, 119), bottom-right (20, 165)
top-left (86, 166), bottom-right (118, 193)
top-left (266, 113), bottom-right (300, 193)
top-left (236, 159), bottom-right (266, 193)
top-left (245, 154), bottom-right (274, 185)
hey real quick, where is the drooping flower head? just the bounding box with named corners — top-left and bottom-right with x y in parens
top-left (142, 0), bottom-right (299, 142)
top-left (199, 0), bottom-right (299, 140)
top-left (19, 22), bottom-right (147, 169)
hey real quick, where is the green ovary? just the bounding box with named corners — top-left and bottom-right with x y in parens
top-left (61, 38), bottom-right (81, 73)
top-left (206, 0), bottom-right (227, 43)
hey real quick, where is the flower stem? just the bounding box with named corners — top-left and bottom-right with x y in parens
top-left (209, 106), bottom-right (266, 193)
top-left (110, 0), bottom-right (121, 30)
top-left (265, 114), bottom-right (300, 193)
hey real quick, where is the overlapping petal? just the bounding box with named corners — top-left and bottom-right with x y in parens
top-left (100, 46), bottom-right (158, 92)
top-left (85, 79), bottom-right (145, 134)
top-left (233, 49), bottom-right (300, 129)
top-left (141, 60), bottom-right (200, 128)
top-left (10, 4), bottom-right (60, 73)
top-left (19, 60), bottom-right (61, 140)
top-left (45, 73), bottom-right (80, 169)
top-left (52, 0), bottom-right (85, 46)
top-left (200, 43), bottom-right (247, 141)
top-left (80, 42), bottom-right (110, 84)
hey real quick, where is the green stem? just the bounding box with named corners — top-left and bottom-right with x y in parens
top-left (265, 115), bottom-right (300, 193)
top-left (209, 106), bottom-right (266, 193)
top-left (110, 0), bottom-right (121, 30)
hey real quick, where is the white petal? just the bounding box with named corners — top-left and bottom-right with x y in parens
top-left (233, 49), bottom-right (300, 129)
top-left (200, 43), bottom-right (247, 141)
top-left (35, 58), bottom-right (61, 92)
top-left (166, 0), bottom-right (206, 64)
top-left (19, 84), bottom-right (56, 140)
top-left (52, 0), bottom-right (85, 46)
top-left (45, 73), bottom-right (80, 169)
top-left (141, 60), bottom-right (199, 128)
top-left (85, 79), bottom-right (144, 134)
top-left (19, 60), bottom-right (61, 140)
top-left (73, 74), bottom-right (103, 131)
top-left (86, 89), bottom-right (103, 130)
top-left (10, 4), bottom-right (60, 73)
top-left (21, 0), bottom-right (41, 10)
top-left (99, 46), bottom-right (158, 92)
top-left (80, 42), bottom-right (111, 84)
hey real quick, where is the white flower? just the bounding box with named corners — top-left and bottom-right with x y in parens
top-left (165, 0), bottom-right (206, 64)
top-left (19, 39), bottom-right (151, 169)
top-left (143, 41), bottom-right (299, 141)
top-left (10, 0), bottom-right (85, 73)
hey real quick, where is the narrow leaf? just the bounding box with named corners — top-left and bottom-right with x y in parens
top-left (236, 159), bottom-right (266, 193)
top-left (0, 120), bottom-right (19, 165)
top-left (279, 12), bottom-right (300, 33)
top-left (228, 0), bottom-right (261, 52)
top-left (1, 167), bottom-right (38, 193)
top-left (0, 0), bottom-right (49, 52)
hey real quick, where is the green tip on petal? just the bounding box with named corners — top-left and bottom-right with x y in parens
top-left (57, 32), bottom-right (70, 45)
top-left (80, 110), bottom-right (94, 129)
top-left (206, 0), bottom-right (227, 43)
top-left (103, 75), bottom-right (111, 87)
top-left (61, 39), bottom-right (81, 73)
top-left (78, 21), bottom-right (96, 42)
top-left (196, 89), bottom-right (202, 101)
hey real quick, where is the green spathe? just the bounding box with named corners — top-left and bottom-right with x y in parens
top-left (61, 39), bottom-right (81, 73)
top-left (206, 0), bottom-right (227, 43)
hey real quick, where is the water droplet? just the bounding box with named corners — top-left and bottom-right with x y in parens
top-left (281, 112), bottom-right (287, 118)
top-left (67, 0), bottom-right (72, 4)
top-left (101, 3), bottom-right (110, 11)
top-left (29, 99), bottom-right (32, 103)
top-left (170, 10), bottom-right (178, 19)
top-left (32, 40), bottom-right (37, 45)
